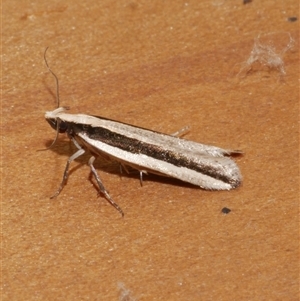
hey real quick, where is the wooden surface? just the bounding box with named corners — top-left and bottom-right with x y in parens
top-left (2, 0), bottom-right (299, 300)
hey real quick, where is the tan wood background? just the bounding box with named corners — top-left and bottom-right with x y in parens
top-left (2, 0), bottom-right (299, 300)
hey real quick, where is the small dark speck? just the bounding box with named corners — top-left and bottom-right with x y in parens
top-left (287, 17), bottom-right (298, 22)
top-left (243, 0), bottom-right (252, 4)
top-left (221, 207), bottom-right (231, 214)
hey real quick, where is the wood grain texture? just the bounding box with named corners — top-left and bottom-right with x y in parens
top-left (2, 0), bottom-right (299, 300)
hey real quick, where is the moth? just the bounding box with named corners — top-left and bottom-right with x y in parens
top-left (44, 48), bottom-right (242, 216)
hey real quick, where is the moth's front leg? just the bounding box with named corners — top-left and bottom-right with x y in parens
top-left (51, 148), bottom-right (85, 198)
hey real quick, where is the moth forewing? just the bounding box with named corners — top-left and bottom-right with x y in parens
top-left (76, 131), bottom-right (241, 190)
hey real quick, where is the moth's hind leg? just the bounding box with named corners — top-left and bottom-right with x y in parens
top-left (88, 156), bottom-right (124, 217)
top-left (171, 126), bottom-right (190, 137)
top-left (119, 163), bottom-right (147, 187)
top-left (119, 163), bottom-right (130, 175)
top-left (139, 170), bottom-right (148, 186)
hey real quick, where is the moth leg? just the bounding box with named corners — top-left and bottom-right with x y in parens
top-left (139, 170), bottom-right (148, 187)
top-left (88, 156), bottom-right (124, 217)
top-left (171, 126), bottom-right (190, 137)
top-left (139, 171), bottom-right (143, 186)
top-left (50, 148), bottom-right (85, 199)
top-left (119, 163), bottom-right (130, 175)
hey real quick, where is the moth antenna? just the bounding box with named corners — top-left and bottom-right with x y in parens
top-left (38, 48), bottom-right (62, 151)
top-left (44, 47), bottom-right (60, 108)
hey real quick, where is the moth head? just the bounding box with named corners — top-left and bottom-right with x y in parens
top-left (45, 107), bottom-right (69, 133)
